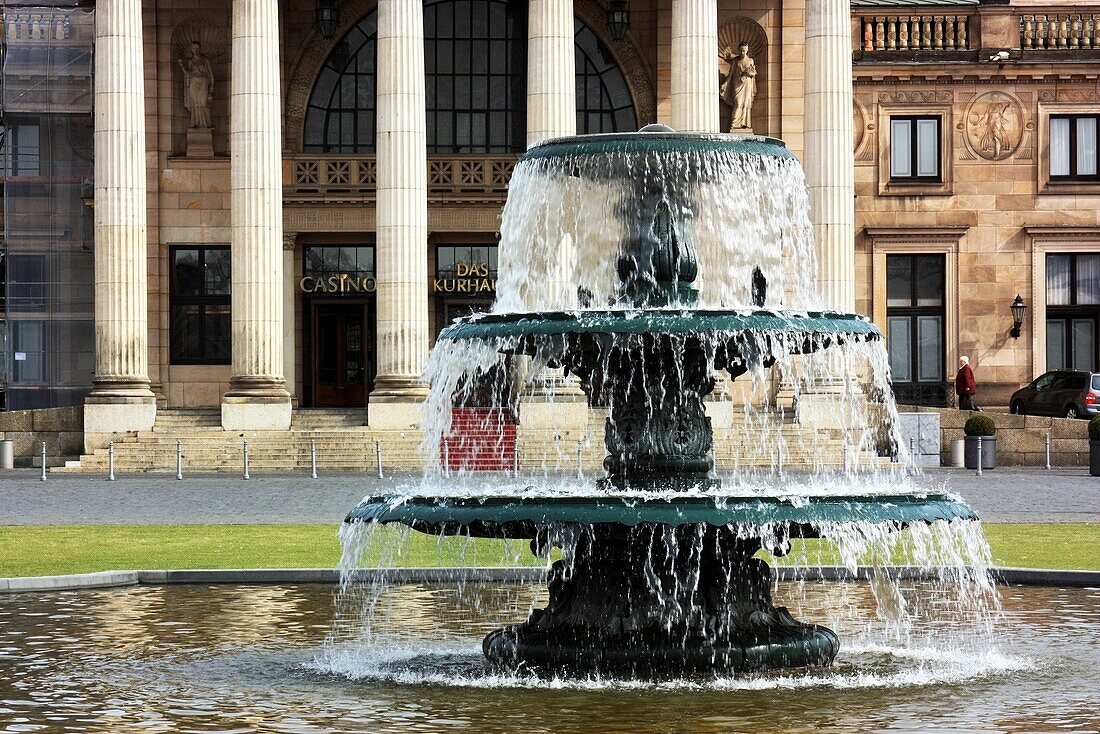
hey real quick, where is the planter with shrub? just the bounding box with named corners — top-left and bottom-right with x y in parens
top-left (963, 414), bottom-right (996, 470)
top-left (1089, 416), bottom-right (1100, 476)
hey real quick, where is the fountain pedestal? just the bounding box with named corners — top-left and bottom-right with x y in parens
top-left (483, 525), bottom-right (839, 675)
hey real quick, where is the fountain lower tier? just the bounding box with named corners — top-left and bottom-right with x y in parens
top-left (346, 494), bottom-right (974, 675)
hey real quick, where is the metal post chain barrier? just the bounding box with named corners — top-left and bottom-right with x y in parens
top-left (975, 435), bottom-right (983, 477)
top-left (1045, 431), bottom-right (1052, 471)
top-left (512, 445), bottom-right (519, 477)
top-left (909, 436), bottom-right (918, 475)
top-left (108, 442), bottom-right (115, 481)
top-left (576, 441), bottom-right (584, 479)
top-left (442, 439), bottom-right (451, 478)
top-left (40, 441), bottom-right (46, 481)
top-left (311, 439), bottom-right (318, 479)
top-left (243, 440), bottom-right (250, 480)
top-left (176, 440), bottom-right (183, 480)
top-left (375, 440), bottom-right (383, 479)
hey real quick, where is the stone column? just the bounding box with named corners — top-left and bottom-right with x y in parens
top-left (222, 0), bottom-right (292, 430)
top-left (370, 0), bottom-right (430, 427)
top-left (283, 232), bottom-right (298, 405)
top-left (805, 0), bottom-right (855, 312)
top-left (671, 0), bottom-right (719, 133)
top-left (85, 0), bottom-right (156, 451)
top-left (526, 0), bottom-right (576, 147)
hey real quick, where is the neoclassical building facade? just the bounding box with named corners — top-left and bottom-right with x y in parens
top-left (1, 0), bottom-right (1099, 449)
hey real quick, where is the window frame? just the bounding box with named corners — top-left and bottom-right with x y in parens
top-left (1044, 251), bottom-right (1100, 372)
top-left (1048, 113), bottom-right (1100, 183)
top-left (168, 245), bottom-right (231, 366)
top-left (876, 103), bottom-right (953, 196)
top-left (888, 115), bottom-right (942, 183)
top-left (1, 118), bottom-right (41, 177)
top-left (885, 253), bottom-right (947, 388)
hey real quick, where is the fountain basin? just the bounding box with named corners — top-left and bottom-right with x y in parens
top-left (345, 493), bottom-right (975, 539)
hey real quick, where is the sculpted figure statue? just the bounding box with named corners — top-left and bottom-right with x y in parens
top-left (178, 41), bottom-right (214, 129)
top-left (979, 102), bottom-right (1009, 160)
top-left (719, 42), bottom-right (756, 132)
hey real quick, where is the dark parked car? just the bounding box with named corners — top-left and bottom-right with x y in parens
top-left (1009, 370), bottom-right (1100, 419)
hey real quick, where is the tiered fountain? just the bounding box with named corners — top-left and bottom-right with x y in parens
top-left (345, 128), bottom-right (976, 676)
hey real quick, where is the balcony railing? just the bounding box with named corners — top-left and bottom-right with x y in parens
top-left (1021, 14), bottom-right (1100, 49)
top-left (285, 154), bottom-right (517, 199)
top-left (858, 15), bottom-right (972, 52)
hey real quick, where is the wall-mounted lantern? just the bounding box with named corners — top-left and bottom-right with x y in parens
top-left (316, 0), bottom-right (340, 39)
top-left (1010, 294), bottom-right (1027, 338)
top-left (606, 0), bottom-right (630, 41)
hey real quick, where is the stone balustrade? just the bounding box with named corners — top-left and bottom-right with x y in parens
top-left (858, 14), bottom-right (972, 52)
top-left (1021, 14), bottom-right (1100, 49)
top-left (287, 154), bottom-right (516, 198)
top-left (4, 11), bottom-right (73, 42)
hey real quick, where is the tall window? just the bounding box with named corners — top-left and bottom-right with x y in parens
top-left (1046, 253), bottom-right (1100, 371)
top-left (303, 4), bottom-right (637, 153)
top-left (887, 254), bottom-right (946, 405)
top-left (889, 116), bottom-right (940, 181)
top-left (1, 121), bottom-right (40, 176)
top-left (170, 246), bottom-right (231, 364)
top-left (1050, 115), bottom-right (1099, 181)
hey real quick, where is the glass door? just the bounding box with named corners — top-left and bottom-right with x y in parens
top-left (886, 254), bottom-right (947, 406)
top-left (312, 303), bottom-right (369, 407)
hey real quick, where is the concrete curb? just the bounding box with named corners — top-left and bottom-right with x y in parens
top-left (1, 565), bottom-right (1097, 593)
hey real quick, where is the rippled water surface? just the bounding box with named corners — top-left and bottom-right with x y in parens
top-left (0, 582), bottom-right (1097, 733)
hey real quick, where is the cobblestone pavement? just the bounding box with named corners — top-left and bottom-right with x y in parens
top-left (0, 467), bottom-right (1096, 525)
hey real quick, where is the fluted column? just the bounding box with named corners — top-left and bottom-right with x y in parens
top-left (370, 0), bottom-right (430, 424)
top-left (805, 0), bottom-right (855, 312)
top-left (222, 0), bottom-right (291, 430)
top-left (526, 0), bottom-right (576, 146)
top-left (671, 0), bottom-right (719, 133)
top-left (85, 0), bottom-right (156, 449)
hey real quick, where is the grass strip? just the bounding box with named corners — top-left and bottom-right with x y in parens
top-left (0, 523), bottom-right (1095, 578)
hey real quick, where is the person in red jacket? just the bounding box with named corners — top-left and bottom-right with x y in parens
top-left (955, 355), bottom-right (978, 411)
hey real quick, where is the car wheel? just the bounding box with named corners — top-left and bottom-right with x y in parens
top-left (1011, 401), bottom-right (1026, 415)
top-left (1065, 405), bottom-right (1079, 419)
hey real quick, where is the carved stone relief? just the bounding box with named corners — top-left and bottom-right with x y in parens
top-left (963, 91), bottom-right (1025, 161)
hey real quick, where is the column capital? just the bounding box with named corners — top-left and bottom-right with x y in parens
top-left (283, 232), bottom-right (298, 251)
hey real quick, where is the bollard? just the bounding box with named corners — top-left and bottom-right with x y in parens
top-left (442, 439), bottom-right (451, 478)
top-left (513, 445), bottom-right (519, 477)
top-left (243, 440), bottom-right (250, 480)
top-left (375, 439), bottom-right (383, 479)
top-left (576, 441), bottom-right (584, 479)
top-left (310, 439), bottom-right (318, 479)
top-left (108, 442), bottom-right (115, 481)
top-left (40, 441), bottom-right (47, 481)
top-left (1045, 431), bottom-right (1052, 471)
top-left (975, 435), bottom-right (983, 477)
top-left (176, 440), bottom-right (183, 480)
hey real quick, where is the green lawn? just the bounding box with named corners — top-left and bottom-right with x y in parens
top-left (0, 523), bottom-right (1096, 578)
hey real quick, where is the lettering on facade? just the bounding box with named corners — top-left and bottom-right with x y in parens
top-left (433, 262), bottom-right (496, 294)
top-left (299, 274), bottom-right (377, 294)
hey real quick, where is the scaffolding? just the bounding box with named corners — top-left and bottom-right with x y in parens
top-left (1, 2), bottom-right (94, 410)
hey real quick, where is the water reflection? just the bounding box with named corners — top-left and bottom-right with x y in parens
top-left (0, 583), bottom-right (1096, 733)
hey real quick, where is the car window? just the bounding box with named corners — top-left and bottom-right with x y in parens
top-left (1069, 374), bottom-right (1088, 390)
top-left (1034, 372), bottom-right (1057, 391)
top-left (1093, 374), bottom-right (1100, 391)
top-left (1050, 374), bottom-right (1074, 391)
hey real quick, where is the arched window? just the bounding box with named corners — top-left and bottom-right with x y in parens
top-left (303, 2), bottom-right (637, 153)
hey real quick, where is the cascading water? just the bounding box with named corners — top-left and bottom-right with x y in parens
top-left (327, 129), bottom-right (1001, 681)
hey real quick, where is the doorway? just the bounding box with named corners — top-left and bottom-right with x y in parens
top-left (311, 302), bottom-right (371, 407)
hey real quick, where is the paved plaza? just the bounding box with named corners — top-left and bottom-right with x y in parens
top-left (0, 467), bottom-right (1096, 526)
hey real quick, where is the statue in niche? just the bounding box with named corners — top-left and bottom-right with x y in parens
top-left (719, 41), bottom-right (756, 131)
top-left (178, 41), bottom-right (214, 129)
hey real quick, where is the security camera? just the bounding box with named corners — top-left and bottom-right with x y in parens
top-left (988, 50), bottom-right (1010, 62)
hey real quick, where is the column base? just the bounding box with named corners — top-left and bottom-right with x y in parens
top-left (84, 386), bottom-right (157, 452)
top-left (367, 376), bottom-right (429, 429)
top-left (222, 378), bottom-right (292, 431)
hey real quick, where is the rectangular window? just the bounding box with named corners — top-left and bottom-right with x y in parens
top-left (2, 121), bottom-right (40, 176)
top-left (1046, 252), bottom-right (1100, 372)
top-left (886, 253), bottom-right (947, 405)
top-left (890, 116), bottom-right (940, 181)
top-left (11, 321), bottom-right (45, 382)
top-left (1050, 114), bottom-right (1100, 181)
top-left (170, 246), bottom-right (231, 364)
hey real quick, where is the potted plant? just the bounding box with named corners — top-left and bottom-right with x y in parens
top-left (963, 414), bottom-right (996, 470)
top-left (1089, 416), bottom-right (1100, 476)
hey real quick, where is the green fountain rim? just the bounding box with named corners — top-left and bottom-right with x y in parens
top-left (345, 492), bottom-right (976, 530)
top-left (522, 132), bottom-right (796, 162)
top-left (438, 308), bottom-right (881, 342)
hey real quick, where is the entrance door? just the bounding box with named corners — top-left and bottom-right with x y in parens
top-left (313, 304), bottom-right (368, 407)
